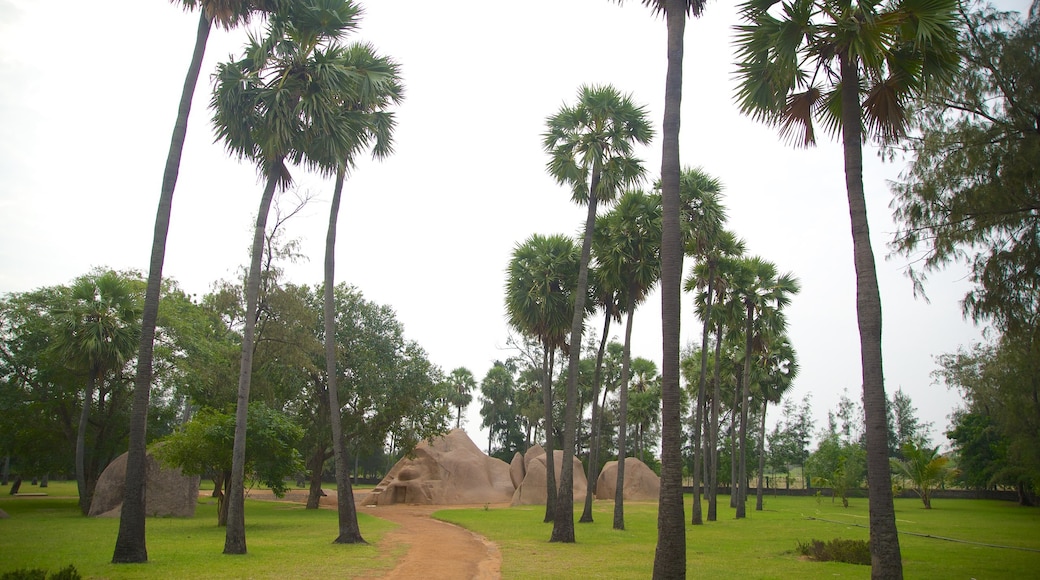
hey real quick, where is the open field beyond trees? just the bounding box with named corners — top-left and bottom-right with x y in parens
top-left (1, 482), bottom-right (1038, 579)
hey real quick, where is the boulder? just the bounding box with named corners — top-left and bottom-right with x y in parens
top-left (362, 429), bottom-right (514, 506)
top-left (510, 446), bottom-right (587, 506)
top-left (509, 452), bottom-right (525, 489)
top-left (595, 457), bottom-right (660, 501)
top-left (89, 448), bottom-right (200, 518)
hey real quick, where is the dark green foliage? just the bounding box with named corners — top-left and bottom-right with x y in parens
top-left (796, 538), bottom-right (871, 565)
top-left (1, 565), bottom-right (80, 580)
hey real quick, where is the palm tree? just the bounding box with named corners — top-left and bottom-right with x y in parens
top-left (891, 443), bottom-right (949, 509)
top-left (673, 167), bottom-right (726, 525)
top-left (505, 233), bottom-right (581, 523)
top-left (52, 271), bottom-right (141, 516)
top-left (113, 0), bottom-right (282, 563)
top-left (734, 0), bottom-right (960, 573)
top-left (211, 0), bottom-right (367, 554)
top-left (445, 367), bottom-right (477, 429)
top-left (322, 42), bottom-right (402, 545)
top-left (754, 333), bottom-right (798, 511)
top-left (543, 84), bottom-right (653, 543)
top-left (618, 1), bottom-right (708, 573)
top-left (591, 189), bottom-right (662, 530)
top-left (687, 232), bottom-right (746, 521)
top-left (731, 257), bottom-right (798, 519)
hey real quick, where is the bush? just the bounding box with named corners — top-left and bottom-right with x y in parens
top-left (1, 566), bottom-right (80, 580)
top-left (796, 538), bottom-right (871, 565)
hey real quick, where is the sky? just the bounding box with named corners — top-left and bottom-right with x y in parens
top-left (1, 0), bottom-right (1030, 452)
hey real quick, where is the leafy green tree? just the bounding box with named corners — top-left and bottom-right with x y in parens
top-left (52, 271), bottom-right (142, 515)
top-left (806, 432), bottom-right (866, 508)
top-left (153, 403), bottom-right (303, 525)
top-left (479, 362), bottom-right (519, 457)
top-left (505, 233), bottom-right (581, 522)
top-left (890, 3), bottom-right (1040, 341)
top-left (767, 394), bottom-right (813, 486)
top-left (891, 442), bottom-right (949, 509)
top-left (734, 0), bottom-right (960, 572)
top-left (754, 333), bottom-right (798, 511)
top-left (543, 84), bottom-right (653, 542)
top-left (210, 0), bottom-right (368, 554)
top-left (945, 409), bottom-right (1007, 491)
top-left (887, 388), bottom-right (930, 457)
top-left (115, 0), bottom-right (283, 563)
top-left (936, 337), bottom-right (1039, 505)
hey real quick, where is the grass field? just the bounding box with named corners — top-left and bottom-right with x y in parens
top-left (2, 481), bottom-right (1037, 579)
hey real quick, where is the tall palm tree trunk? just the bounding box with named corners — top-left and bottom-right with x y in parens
top-left (76, 372), bottom-right (96, 515)
top-left (113, 11), bottom-right (211, 564)
top-left (755, 400), bottom-right (768, 510)
top-left (552, 186), bottom-right (599, 544)
top-left (707, 317), bottom-right (724, 521)
top-left (225, 161), bottom-right (282, 555)
top-left (614, 292), bottom-right (636, 531)
top-left (691, 273), bottom-right (716, 525)
top-left (730, 371), bottom-right (740, 509)
top-left (326, 166), bottom-right (365, 544)
top-left (653, 1), bottom-right (687, 576)
top-left (736, 304), bottom-right (754, 519)
top-left (839, 54), bottom-right (902, 579)
top-left (581, 307), bottom-right (613, 523)
top-left (541, 343), bottom-right (557, 523)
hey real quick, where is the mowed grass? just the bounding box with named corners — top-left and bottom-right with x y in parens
top-left (0, 481), bottom-right (397, 579)
top-left (2, 482), bottom-right (1038, 579)
top-left (434, 494), bottom-right (1040, 579)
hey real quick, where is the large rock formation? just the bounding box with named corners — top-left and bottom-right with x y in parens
top-left (595, 457), bottom-right (660, 501)
top-left (362, 429), bottom-right (514, 506)
top-left (89, 449), bottom-right (200, 517)
top-left (510, 444), bottom-right (587, 506)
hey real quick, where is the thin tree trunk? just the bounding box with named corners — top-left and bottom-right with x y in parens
top-left (691, 272), bottom-right (715, 525)
top-left (225, 162), bottom-right (282, 555)
top-left (736, 303), bottom-right (754, 519)
top-left (708, 318), bottom-right (723, 521)
top-left (326, 165), bottom-right (365, 543)
top-left (840, 54), bottom-right (902, 579)
top-left (653, 2), bottom-right (687, 576)
top-left (614, 293), bottom-right (637, 531)
top-left (542, 344), bottom-right (557, 523)
top-left (306, 446), bottom-right (326, 510)
top-left (581, 306), bottom-right (613, 523)
top-left (730, 372), bottom-right (740, 509)
top-left (75, 373), bottom-right (95, 515)
top-left (114, 11), bottom-right (211, 564)
top-left (553, 183), bottom-right (598, 544)
top-left (756, 400), bottom-right (768, 511)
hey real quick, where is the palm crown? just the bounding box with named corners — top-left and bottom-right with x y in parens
top-left (734, 0), bottom-right (961, 146)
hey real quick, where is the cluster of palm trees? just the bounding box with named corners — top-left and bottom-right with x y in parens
top-left (505, 80), bottom-right (804, 544)
top-left (114, 0), bottom-right (401, 562)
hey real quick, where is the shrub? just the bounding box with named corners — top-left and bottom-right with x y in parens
top-left (0, 566), bottom-right (80, 580)
top-left (796, 538), bottom-right (871, 565)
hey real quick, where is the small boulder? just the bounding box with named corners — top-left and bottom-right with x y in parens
top-left (511, 447), bottom-right (587, 506)
top-left (595, 457), bottom-right (660, 501)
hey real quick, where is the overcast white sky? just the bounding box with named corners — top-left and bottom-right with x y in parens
top-left (1, 0), bottom-right (1029, 451)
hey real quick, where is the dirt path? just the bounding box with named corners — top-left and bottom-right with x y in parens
top-left (247, 489), bottom-right (501, 580)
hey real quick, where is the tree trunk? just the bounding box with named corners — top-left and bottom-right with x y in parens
top-left (225, 161), bottom-right (282, 555)
top-left (114, 10), bottom-right (211, 564)
top-left (840, 54), bottom-right (902, 579)
top-left (552, 179), bottom-right (599, 544)
top-left (691, 271), bottom-right (716, 525)
top-left (581, 307), bottom-right (613, 523)
top-left (756, 400), bottom-right (768, 511)
top-left (306, 446), bottom-right (326, 510)
top-left (541, 343), bottom-right (557, 523)
top-left (217, 470), bottom-right (231, 527)
top-left (76, 372), bottom-right (96, 515)
top-left (614, 292), bottom-right (637, 531)
top-left (653, 1), bottom-right (687, 576)
top-left (326, 165), bottom-right (366, 543)
top-left (730, 373), bottom-right (740, 509)
top-left (707, 318), bottom-right (724, 521)
top-left (736, 303), bottom-right (754, 519)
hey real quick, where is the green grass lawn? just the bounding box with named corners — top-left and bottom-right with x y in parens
top-left (434, 494), bottom-right (1040, 579)
top-left (2, 482), bottom-right (1037, 579)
